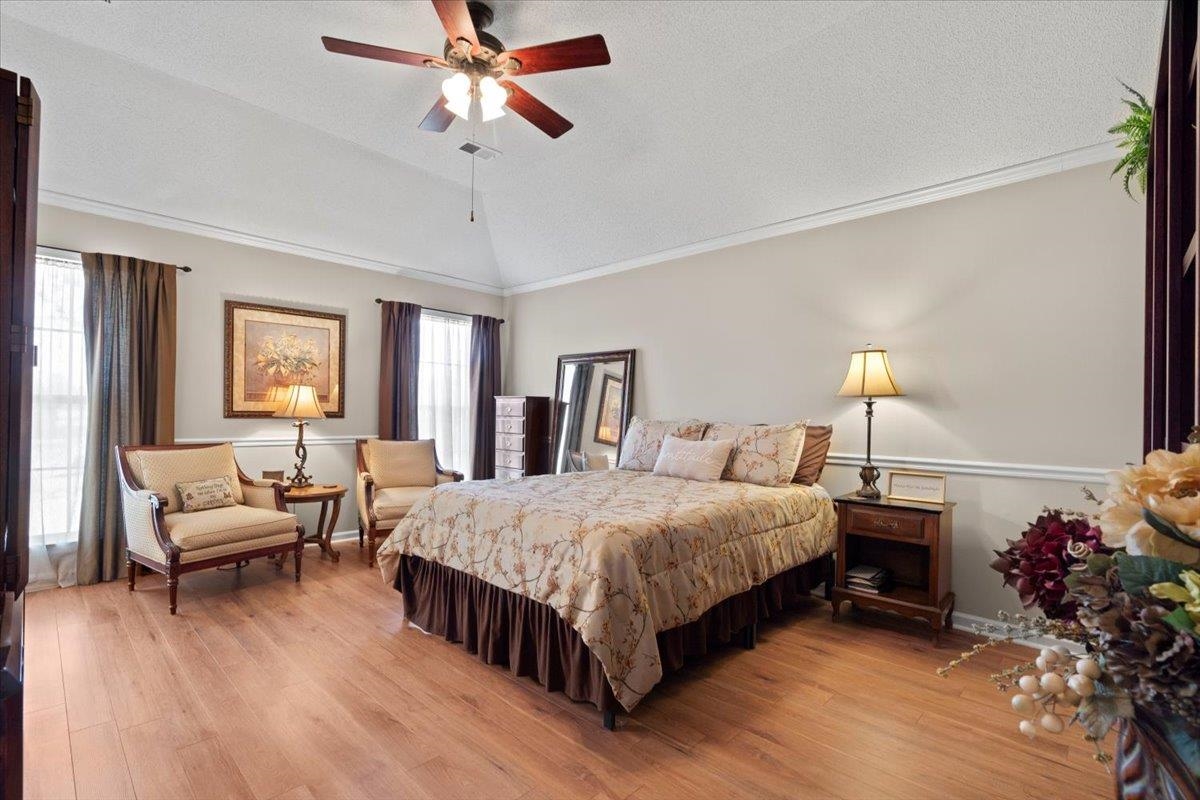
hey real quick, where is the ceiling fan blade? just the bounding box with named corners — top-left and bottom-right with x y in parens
top-left (500, 35), bottom-right (610, 76)
top-left (419, 97), bottom-right (456, 133)
top-left (431, 0), bottom-right (479, 51)
top-left (500, 81), bottom-right (573, 138)
top-left (322, 36), bottom-right (445, 68)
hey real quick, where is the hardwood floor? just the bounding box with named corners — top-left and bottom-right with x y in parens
top-left (24, 544), bottom-right (1112, 800)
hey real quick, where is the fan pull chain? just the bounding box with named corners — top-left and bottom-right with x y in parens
top-left (469, 116), bottom-right (477, 222)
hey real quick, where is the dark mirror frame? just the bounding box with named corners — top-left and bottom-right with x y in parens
top-left (550, 349), bottom-right (636, 469)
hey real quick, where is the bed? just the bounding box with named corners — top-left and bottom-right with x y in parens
top-left (376, 468), bottom-right (837, 727)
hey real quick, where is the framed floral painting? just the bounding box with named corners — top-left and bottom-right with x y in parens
top-left (224, 300), bottom-right (345, 418)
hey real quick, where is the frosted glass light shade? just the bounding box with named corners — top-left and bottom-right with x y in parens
top-left (837, 349), bottom-right (903, 398)
top-left (273, 384), bottom-right (326, 419)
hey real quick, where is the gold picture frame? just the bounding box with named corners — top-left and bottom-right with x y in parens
top-left (886, 469), bottom-right (947, 505)
top-left (224, 300), bottom-right (345, 418)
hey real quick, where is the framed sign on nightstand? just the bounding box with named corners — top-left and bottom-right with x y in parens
top-left (886, 470), bottom-right (947, 505)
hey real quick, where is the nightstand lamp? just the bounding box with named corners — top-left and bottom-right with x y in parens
top-left (274, 383), bottom-right (325, 488)
top-left (837, 345), bottom-right (903, 498)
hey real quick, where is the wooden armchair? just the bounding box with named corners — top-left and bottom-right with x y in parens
top-left (115, 442), bottom-right (304, 614)
top-left (355, 438), bottom-right (463, 567)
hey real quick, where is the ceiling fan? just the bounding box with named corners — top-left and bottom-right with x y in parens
top-left (321, 0), bottom-right (610, 139)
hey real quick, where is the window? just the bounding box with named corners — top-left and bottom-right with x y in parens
top-left (30, 248), bottom-right (88, 547)
top-left (417, 310), bottom-right (471, 478)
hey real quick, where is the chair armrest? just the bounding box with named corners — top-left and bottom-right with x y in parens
top-left (356, 471), bottom-right (376, 526)
top-left (436, 469), bottom-right (465, 484)
top-left (241, 478), bottom-right (287, 512)
top-left (118, 482), bottom-right (177, 562)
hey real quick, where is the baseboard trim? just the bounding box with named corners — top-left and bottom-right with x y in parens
top-left (825, 452), bottom-right (1110, 484)
top-left (502, 142), bottom-right (1119, 295)
top-left (951, 611), bottom-right (1079, 652)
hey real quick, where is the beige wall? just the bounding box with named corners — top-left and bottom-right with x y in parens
top-left (505, 162), bottom-right (1144, 619)
top-left (38, 205), bottom-right (503, 537)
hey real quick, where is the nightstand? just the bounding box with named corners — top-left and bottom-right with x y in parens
top-left (831, 494), bottom-right (955, 644)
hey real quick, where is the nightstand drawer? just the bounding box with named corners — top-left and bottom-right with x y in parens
top-left (495, 466), bottom-right (524, 480)
top-left (496, 433), bottom-right (524, 452)
top-left (845, 505), bottom-right (928, 543)
top-left (496, 397), bottom-right (525, 417)
top-left (497, 450), bottom-right (524, 469)
top-left (496, 416), bottom-right (525, 435)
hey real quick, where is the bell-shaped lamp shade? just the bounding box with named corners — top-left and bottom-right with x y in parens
top-left (837, 348), bottom-right (903, 398)
top-left (442, 72), bottom-right (471, 120)
top-left (273, 384), bottom-right (327, 420)
top-left (263, 384), bottom-right (288, 409)
top-left (478, 76), bottom-right (506, 122)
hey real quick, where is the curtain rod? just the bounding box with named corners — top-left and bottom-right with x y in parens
top-left (374, 297), bottom-right (504, 323)
top-left (38, 245), bottom-right (192, 272)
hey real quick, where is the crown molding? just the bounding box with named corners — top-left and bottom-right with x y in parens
top-left (38, 189), bottom-right (506, 296)
top-left (502, 141), bottom-right (1120, 296)
top-left (824, 452), bottom-right (1110, 484)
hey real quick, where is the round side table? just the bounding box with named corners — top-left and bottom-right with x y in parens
top-left (282, 483), bottom-right (348, 562)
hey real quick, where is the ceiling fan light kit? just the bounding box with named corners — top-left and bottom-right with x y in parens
top-left (322, 0), bottom-right (611, 139)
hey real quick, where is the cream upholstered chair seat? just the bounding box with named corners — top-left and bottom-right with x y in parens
top-left (116, 442), bottom-right (304, 613)
top-left (356, 438), bottom-right (464, 566)
top-left (372, 486), bottom-right (435, 525)
top-left (163, 506), bottom-right (299, 551)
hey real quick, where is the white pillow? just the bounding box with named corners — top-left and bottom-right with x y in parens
top-left (617, 417), bottom-right (708, 471)
top-left (652, 436), bottom-right (735, 482)
top-left (703, 420), bottom-right (808, 487)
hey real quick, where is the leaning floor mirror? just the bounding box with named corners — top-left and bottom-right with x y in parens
top-left (551, 349), bottom-right (636, 473)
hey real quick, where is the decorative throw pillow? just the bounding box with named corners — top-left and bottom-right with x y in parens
top-left (703, 420), bottom-right (808, 487)
top-left (176, 476), bottom-right (238, 513)
top-left (366, 438), bottom-right (437, 487)
top-left (652, 436), bottom-right (735, 482)
top-left (127, 443), bottom-right (244, 511)
top-left (793, 424), bottom-right (833, 485)
top-left (617, 417), bottom-right (708, 471)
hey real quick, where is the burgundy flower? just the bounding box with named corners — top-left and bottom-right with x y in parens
top-left (990, 511), bottom-right (1109, 621)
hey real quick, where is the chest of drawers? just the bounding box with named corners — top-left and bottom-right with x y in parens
top-left (494, 396), bottom-right (550, 479)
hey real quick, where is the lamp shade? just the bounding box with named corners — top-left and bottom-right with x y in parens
top-left (273, 384), bottom-right (326, 419)
top-left (837, 348), bottom-right (903, 398)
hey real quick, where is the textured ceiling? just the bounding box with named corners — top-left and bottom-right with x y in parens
top-left (0, 0), bottom-right (1164, 290)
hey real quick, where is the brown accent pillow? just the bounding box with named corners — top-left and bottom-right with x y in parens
top-left (176, 476), bottom-right (238, 513)
top-left (793, 424), bottom-right (833, 485)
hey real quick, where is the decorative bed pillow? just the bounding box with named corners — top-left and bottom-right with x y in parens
top-left (617, 417), bottom-right (708, 471)
top-left (703, 420), bottom-right (808, 487)
top-left (176, 476), bottom-right (238, 513)
top-left (793, 424), bottom-right (833, 485)
top-left (652, 436), bottom-right (735, 482)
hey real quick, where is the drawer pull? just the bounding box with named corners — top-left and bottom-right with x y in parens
top-left (874, 519), bottom-right (901, 530)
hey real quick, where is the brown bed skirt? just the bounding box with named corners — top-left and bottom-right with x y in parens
top-left (396, 553), bottom-right (834, 713)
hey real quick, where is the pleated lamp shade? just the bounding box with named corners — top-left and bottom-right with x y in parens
top-left (272, 384), bottom-right (326, 419)
top-left (837, 348), bottom-right (903, 398)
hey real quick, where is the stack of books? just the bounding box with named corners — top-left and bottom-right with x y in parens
top-left (845, 564), bottom-right (890, 594)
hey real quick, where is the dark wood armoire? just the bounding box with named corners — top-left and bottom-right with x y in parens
top-left (1144, 0), bottom-right (1200, 454)
top-left (0, 68), bottom-right (40, 799)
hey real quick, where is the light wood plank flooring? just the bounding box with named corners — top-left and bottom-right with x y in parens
top-left (25, 543), bottom-right (1112, 799)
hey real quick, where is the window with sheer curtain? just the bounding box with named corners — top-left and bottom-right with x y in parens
top-left (30, 249), bottom-right (89, 548)
top-left (417, 310), bottom-right (471, 478)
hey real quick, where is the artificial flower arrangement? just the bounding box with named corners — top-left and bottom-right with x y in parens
top-left (938, 445), bottom-right (1200, 781)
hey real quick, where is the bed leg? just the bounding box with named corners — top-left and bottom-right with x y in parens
top-left (602, 710), bottom-right (616, 731)
top-left (742, 622), bottom-right (757, 650)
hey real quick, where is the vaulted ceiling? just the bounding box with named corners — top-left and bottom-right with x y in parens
top-left (0, 0), bottom-right (1163, 292)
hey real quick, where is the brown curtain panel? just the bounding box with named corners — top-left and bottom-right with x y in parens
top-left (77, 253), bottom-right (177, 584)
top-left (380, 301), bottom-right (421, 440)
top-left (469, 314), bottom-right (502, 479)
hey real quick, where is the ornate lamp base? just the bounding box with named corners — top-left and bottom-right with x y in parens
top-left (289, 419), bottom-right (313, 488)
top-left (856, 463), bottom-right (881, 498)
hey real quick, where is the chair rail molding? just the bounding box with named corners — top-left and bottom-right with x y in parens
top-left (824, 452), bottom-right (1111, 484)
top-left (176, 434), bottom-right (376, 449)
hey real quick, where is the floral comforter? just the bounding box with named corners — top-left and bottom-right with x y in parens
top-left (376, 469), bottom-right (836, 710)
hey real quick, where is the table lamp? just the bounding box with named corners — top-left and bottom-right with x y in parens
top-left (837, 345), bottom-right (903, 498)
top-left (273, 383), bottom-right (326, 488)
